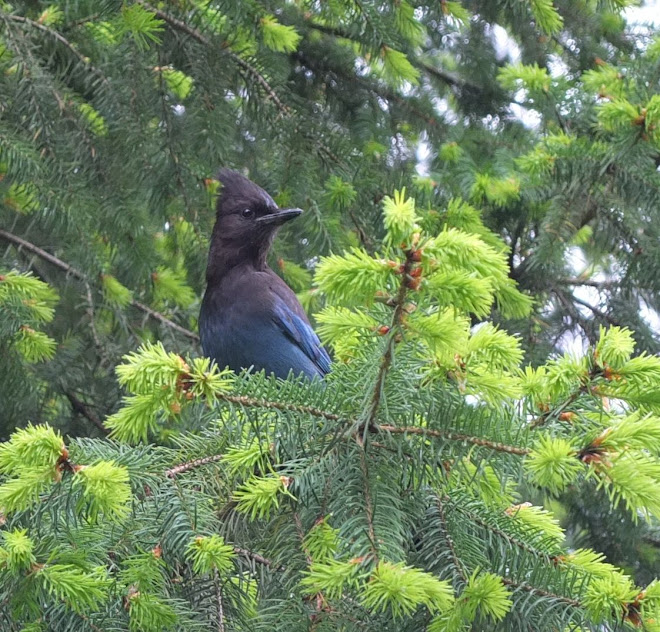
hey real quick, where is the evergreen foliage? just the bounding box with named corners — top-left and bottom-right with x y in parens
top-left (2, 0), bottom-right (660, 629)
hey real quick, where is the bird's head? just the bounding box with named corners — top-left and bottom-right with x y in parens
top-left (207, 169), bottom-right (303, 277)
top-left (214, 169), bottom-right (302, 243)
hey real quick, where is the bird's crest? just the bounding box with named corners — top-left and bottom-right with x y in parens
top-left (215, 168), bottom-right (276, 215)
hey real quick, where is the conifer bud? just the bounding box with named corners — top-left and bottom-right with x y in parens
top-left (405, 276), bottom-right (421, 290)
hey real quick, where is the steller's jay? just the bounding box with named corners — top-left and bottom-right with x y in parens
top-left (199, 169), bottom-right (331, 380)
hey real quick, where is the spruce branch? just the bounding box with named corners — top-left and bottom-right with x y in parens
top-left (0, 228), bottom-right (199, 341)
top-left (364, 248), bottom-right (416, 430)
top-left (232, 547), bottom-right (277, 569)
top-left (5, 13), bottom-right (110, 89)
top-left (122, 369), bottom-right (531, 458)
top-left (500, 577), bottom-right (582, 609)
top-left (376, 425), bottom-right (530, 456)
top-left (357, 443), bottom-right (378, 561)
top-left (436, 496), bottom-right (469, 583)
top-left (165, 454), bottom-right (225, 478)
top-left (138, 1), bottom-right (345, 167)
top-left (64, 391), bottom-right (108, 435)
top-left (213, 569), bottom-right (225, 632)
top-left (293, 48), bottom-right (442, 129)
top-left (1, 16), bottom-right (57, 146)
top-left (557, 278), bottom-right (615, 289)
top-left (454, 503), bottom-right (555, 562)
top-left (306, 18), bottom-right (482, 93)
top-left (139, 1), bottom-right (291, 117)
top-left (155, 51), bottom-right (194, 218)
top-left (216, 392), bottom-right (342, 422)
top-left (139, 1), bottom-right (290, 113)
top-left (569, 293), bottom-right (621, 327)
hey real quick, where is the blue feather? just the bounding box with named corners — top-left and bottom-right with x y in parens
top-left (272, 297), bottom-right (332, 377)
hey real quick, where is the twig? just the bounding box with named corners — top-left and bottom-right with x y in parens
top-left (364, 250), bottom-right (415, 429)
top-left (417, 60), bottom-right (482, 93)
top-left (376, 425), bottom-right (530, 456)
top-left (500, 577), bottom-right (582, 608)
top-left (6, 14), bottom-right (110, 88)
top-left (0, 228), bottom-right (199, 341)
top-left (0, 228), bottom-right (83, 279)
top-left (139, 1), bottom-right (291, 118)
top-left (217, 392), bottom-right (341, 422)
top-left (165, 453), bottom-right (225, 478)
top-left (358, 445), bottom-right (378, 560)
top-left (139, 2), bottom-right (344, 167)
top-left (436, 496), bottom-right (468, 582)
top-left (131, 299), bottom-right (198, 341)
top-left (557, 278), bottom-right (615, 289)
top-left (232, 546), bottom-right (277, 569)
top-left (64, 391), bottom-right (109, 435)
top-left (570, 293), bottom-right (621, 327)
top-left (454, 503), bottom-right (554, 561)
top-left (529, 390), bottom-right (582, 430)
top-left (552, 288), bottom-right (600, 346)
top-left (305, 18), bottom-right (481, 94)
top-left (165, 393), bottom-right (528, 457)
top-left (213, 569), bottom-right (225, 632)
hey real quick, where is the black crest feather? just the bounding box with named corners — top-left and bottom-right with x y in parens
top-left (215, 169), bottom-right (275, 215)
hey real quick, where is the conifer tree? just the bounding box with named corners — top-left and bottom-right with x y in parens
top-left (2, 0), bottom-right (660, 629)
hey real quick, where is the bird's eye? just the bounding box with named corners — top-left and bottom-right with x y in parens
top-left (241, 208), bottom-right (255, 219)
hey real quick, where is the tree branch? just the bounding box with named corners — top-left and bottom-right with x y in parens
top-left (364, 250), bottom-right (416, 430)
top-left (232, 546), bottom-right (278, 569)
top-left (139, 1), bottom-right (292, 118)
top-left (218, 392), bottom-right (342, 422)
top-left (500, 577), bottom-right (582, 608)
top-left (6, 13), bottom-right (110, 88)
top-left (436, 496), bottom-right (468, 582)
top-left (570, 293), bottom-right (621, 327)
top-left (165, 391), bottom-right (529, 457)
top-left (0, 228), bottom-right (199, 341)
top-left (556, 278), bottom-right (615, 289)
top-left (213, 569), bottom-right (225, 632)
top-left (416, 59), bottom-right (482, 93)
top-left (306, 19), bottom-right (482, 93)
top-left (376, 425), bottom-right (530, 455)
top-left (165, 453), bottom-right (225, 478)
top-left (139, 2), bottom-right (345, 168)
top-left (454, 502), bottom-right (555, 561)
top-left (64, 391), bottom-right (109, 435)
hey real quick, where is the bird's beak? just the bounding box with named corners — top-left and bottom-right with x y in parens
top-left (256, 207), bottom-right (303, 226)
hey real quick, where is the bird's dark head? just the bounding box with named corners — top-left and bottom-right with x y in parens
top-left (207, 169), bottom-right (302, 279)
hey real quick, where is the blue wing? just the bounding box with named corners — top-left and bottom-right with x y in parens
top-left (272, 296), bottom-right (331, 377)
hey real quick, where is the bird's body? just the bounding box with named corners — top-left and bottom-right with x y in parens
top-left (199, 169), bottom-right (330, 380)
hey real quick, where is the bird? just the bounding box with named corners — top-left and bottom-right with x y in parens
top-left (199, 169), bottom-right (331, 381)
